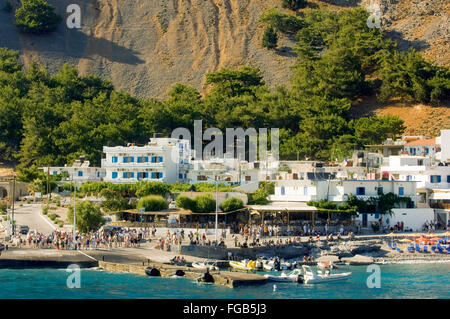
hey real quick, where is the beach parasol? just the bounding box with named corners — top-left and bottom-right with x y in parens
top-left (399, 238), bottom-right (412, 243)
top-left (426, 233), bottom-right (437, 237)
top-left (429, 237), bottom-right (442, 241)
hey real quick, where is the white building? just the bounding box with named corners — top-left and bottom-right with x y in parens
top-left (403, 137), bottom-right (438, 157)
top-left (270, 179), bottom-right (417, 205)
top-left (102, 138), bottom-right (191, 184)
top-left (189, 154), bottom-right (279, 185)
top-left (380, 155), bottom-right (450, 190)
top-left (436, 129), bottom-right (450, 162)
top-left (40, 157), bottom-right (106, 183)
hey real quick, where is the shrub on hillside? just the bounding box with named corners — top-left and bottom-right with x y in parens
top-left (14, 0), bottom-right (62, 34)
top-left (193, 195), bottom-right (216, 213)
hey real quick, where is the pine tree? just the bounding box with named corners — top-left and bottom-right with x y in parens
top-left (262, 26), bottom-right (278, 50)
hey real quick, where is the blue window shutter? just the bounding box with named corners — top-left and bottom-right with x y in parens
top-left (137, 157), bottom-right (141, 163)
top-left (151, 172), bottom-right (155, 179)
top-left (130, 157), bottom-right (134, 163)
top-left (78, 171), bottom-right (83, 177)
top-left (145, 157), bottom-right (149, 162)
top-left (130, 172), bottom-right (134, 178)
top-left (160, 172), bottom-right (163, 178)
top-left (112, 172), bottom-right (117, 179)
top-left (123, 157), bottom-right (127, 163)
top-left (123, 172), bottom-right (127, 179)
top-left (151, 157), bottom-right (155, 163)
top-left (447, 175), bottom-right (450, 183)
top-left (281, 187), bottom-right (285, 195)
top-left (399, 187), bottom-right (404, 196)
top-left (159, 156), bottom-right (163, 162)
top-left (437, 176), bottom-right (441, 183)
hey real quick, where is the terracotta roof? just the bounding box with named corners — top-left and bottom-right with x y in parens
top-left (404, 138), bottom-right (436, 146)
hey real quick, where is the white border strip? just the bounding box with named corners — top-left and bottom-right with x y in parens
top-left (78, 250), bottom-right (97, 261)
top-left (39, 212), bottom-right (57, 230)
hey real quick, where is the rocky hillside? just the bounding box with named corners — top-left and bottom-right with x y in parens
top-left (1, 0), bottom-right (448, 100)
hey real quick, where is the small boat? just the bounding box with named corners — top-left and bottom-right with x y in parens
top-left (192, 260), bottom-right (219, 271)
top-left (264, 269), bottom-right (303, 283)
top-left (318, 261), bottom-right (338, 269)
top-left (262, 258), bottom-right (294, 271)
top-left (302, 265), bottom-right (351, 284)
top-left (197, 272), bottom-right (214, 283)
top-left (229, 259), bottom-right (258, 271)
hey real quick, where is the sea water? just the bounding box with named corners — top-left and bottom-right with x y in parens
top-left (0, 263), bottom-right (448, 299)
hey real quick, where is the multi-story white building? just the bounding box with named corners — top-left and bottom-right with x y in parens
top-left (380, 155), bottom-right (450, 190)
top-left (102, 138), bottom-right (191, 184)
top-left (189, 153), bottom-right (279, 185)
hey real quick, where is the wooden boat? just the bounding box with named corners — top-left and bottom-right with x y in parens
top-left (302, 265), bottom-right (351, 284)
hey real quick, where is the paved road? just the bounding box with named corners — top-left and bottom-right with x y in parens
top-left (8, 203), bottom-right (56, 235)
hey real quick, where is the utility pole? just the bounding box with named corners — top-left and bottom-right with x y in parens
top-left (11, 175), bottom-right (15, 235)
top-left (73, 180), bottom-right (77, 249)
top-left (47, 167), bottom-right (50, 205)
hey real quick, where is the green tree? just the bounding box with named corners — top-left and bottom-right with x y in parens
top-left (14, 0), bottom-right (62, 34)
top-left (67, 201), bottom-right (105, 233)
top-left (193, 194), bottom-right (216, 213)
top-left (262, 26), bottom-right (278, 49)
top-left (136, 195), bottom-right (168, 212)
top-left (220, 197), bottom-right (244, 212)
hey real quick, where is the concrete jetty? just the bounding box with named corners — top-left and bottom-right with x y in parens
top-left (98, 260), bottom-right (268, 288)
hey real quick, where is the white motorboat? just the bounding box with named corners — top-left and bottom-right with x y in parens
top-left (191, 260), bottom-right (219, 271)
top-left (262, 258), bottom-right (294, 271)
top-left (302, 265), bottom-right (351, 284)
top-left (264, 269), bottom-right (303, 283)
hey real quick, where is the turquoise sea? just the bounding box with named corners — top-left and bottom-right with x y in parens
top-left (0, 263), bottom-right (448, 299)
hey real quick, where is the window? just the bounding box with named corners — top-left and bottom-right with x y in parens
top-left (399, 186), bottom-right (404, 196)
top-left (304, 187), bottom-right (308, 196)
top-left (179, 173), bottom-right (183, 179)
top-left (378, 187), bottom-right (383, 195)
top-left (425, 147), bottom-right (429, 155)
top-left (123, 172), bottom-right (134, 179)
top-left (112, 156), bottom-right (118, 163)
top-left (123, 156), bottom-right (134, 163)
top-left (112, 172), bottom-right (118, 179)
top-left (430, 175), bottom-right (441, 183)
top-left (356, 187), bottom-right (366, 195)
top-left (447, 175), bottom-right (450, 183)
top-left (245, 176), bottom-right (251, 181)
top-left (151, 172), bottom-right (163, 179)
top-left (197, 175), bottom-right (207, 181)
top-left (78, 171), bottom-right (83, 177)
top-left (406, 175), bottom-right (412, 181)
top-left (281, 187), bottom-right (285, 195)
top-left (137, 172), bottom-right (148, 180)
top-left (151, 156), bottom-right (163, 163)
top-left (52, 171), bottom-right (58, 175)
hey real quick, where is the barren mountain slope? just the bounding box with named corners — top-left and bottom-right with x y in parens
top-left (1, 0), bottom-right (299, 98)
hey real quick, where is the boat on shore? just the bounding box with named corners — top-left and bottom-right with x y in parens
top-left (229, 259), bottom-right (258, 272)
top-left (264, 269), bottom-right (303, 283)
top-left (302, 265), bottom-right (351, 284)
top-left (191, 260), bottom-right (219, 271)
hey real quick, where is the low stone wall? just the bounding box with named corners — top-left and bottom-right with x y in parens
top-left (180, 244), bottom-right (309, 260)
